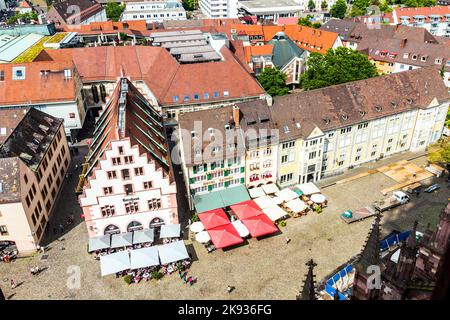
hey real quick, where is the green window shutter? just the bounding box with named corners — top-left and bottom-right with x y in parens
top-left (240, 177), bottom-right (245, 184)
top-left (203, 163), bottom-right (208, 171)
top-left (208, 185), bottom-right (213, 191)
top-left (224, 181), bottom-right (229, 188)
top-left (224, 170), bottom-right (229, 176)
top-left (211, 162), bottom-right (216, 170)
top-left (189, 177), bottom-right (195, 184)
top-left (240, 166), bottom-right (245, 173)
top-left (193, 165), bottom-right (197, 174)
top-left (207, 173), bottom-right (212, 180)
top-left (228, 158), bottom-right (232, 166)
top-left (221, 161), bottom-right (225, 168)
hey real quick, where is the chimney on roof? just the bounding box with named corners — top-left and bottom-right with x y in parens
top-left (400, 38), bottom-right (407, 48)
top-left (233, 105), bottom-right (240, 128)
top-left (266, 95), bottom-right (273, 106)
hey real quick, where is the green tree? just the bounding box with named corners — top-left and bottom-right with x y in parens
top-left (298, 15), bottom-right (313, 27)
top-left (308, 0), bottom-right (316, 11)
top-left (330, 0), bottom-right (347, 19)
top-left (350, 0), bottom-right (370, 17)
top-left (427, 138), bottom-right (450, 164)
top-left (7, 12), bottom-right (38, 24)
top-left (257, 68), bottom-right (289, 97)
top-left (106, 2), bottom-right (125, 22)
top-left (300, 47), bottom-right (378, 90)
top-left (182, 0), bottom-right (197, 11)
top-left (321, 0), bottom-right (328, 10)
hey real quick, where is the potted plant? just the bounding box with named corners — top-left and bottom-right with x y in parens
top-left (279, 220), bottom-right (287, 227)
top-left (123, 275), bottom-right (133, 285)
top-left (151, 271), bottom-right (163, 281)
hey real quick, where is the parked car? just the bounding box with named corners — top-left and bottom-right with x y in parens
top-left (424, 184), bottom-right (440, 193)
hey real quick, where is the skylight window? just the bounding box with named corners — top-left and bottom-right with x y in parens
top-left (213, 91), bottom-right (219, 98)
top-left (183, 95), bottom-right (190, 102)
top-left (223, 91), bottom-right (229, 97)
top-left (173, 95), bottom-right (179, 102)
top-left (194, 94), bottom-right (199, 100)
top-left (204, 93), bottom-right (209, 99)
top-left (283, 125), bottom-right (290, 133)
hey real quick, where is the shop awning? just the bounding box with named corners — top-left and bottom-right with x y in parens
top-left (100, 251), bottom-right (131, 276)
top-left (158, 240), bottom-right (190, 265)
top-left (193, 185), bottom-right (250, 213)
top-left (241, 214), bottom-right (278, 238)
top-left (130, 247), bottom-right (160, 269)
top-left (110, 232), bottom-right (133, 248)
top-left (132, 229), bottom-right (154, 244)
top-left (248, 187), bottom-right (265, 198)
top-left (261, 183), bottom-right (280, 194)
top-left (198, 208), bottom-right (230, 229)
top-left (296, 182), bottom-right (321, 196)
top-left (230, 200), bottom-right (264, 220)
top-left (254, 195), bottom-right (275, 210)
top-left (285, 198), bottom-right (307, 213)
top-left (275, 188), bottom-right (299, 202)
top-left (88, 234), bottom-right (111, 252)
top-left (271, 196), bottom-right (284, 205)
top-left (160, 224), bottom-right (181, 238)
top-left (207, 224), bottom-right (243, 249)
top-left (262, 205), bottom-right (288, 222)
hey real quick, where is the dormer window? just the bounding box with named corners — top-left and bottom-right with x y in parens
top-left (224, 124), bottom-right (231, 131)
top-left (391, 102), bottom-right (397, 108)
top-left (359, 110), bottom-right (366, 117)
top-left (341, 114), bottom-right (348, 121)
top-left (403, 53), bottom-right (409, 59)
top-left (208, 128), bottom-right (215, 135)
top-left (191, 131), bottom-right (197, 138)
top-left (375, 106), bottom-right (382, 112)
top-left (407, 98), bottom-right (413, 104)
top-left (411, 54), bottom-right (417, 60)
top-left (12, 66), bottom-right (26, 80)
top-left (283, 125), bottom-right (290, 133)
top-left (421, 56), bottom-right (427, 62)
top-left (323, 118), bottom-right (331, 124)
top-left (435, 58), bottom-right (442, 65)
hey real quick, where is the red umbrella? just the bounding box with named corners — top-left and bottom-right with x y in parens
top-left (230, 200), bottom-right (264, 220)
top-left (198, 208), bottom-right (230, 230)
top-left (241, 214), bottom-right (278, 238)
top-left (207, 224), bottom-right (243, 249)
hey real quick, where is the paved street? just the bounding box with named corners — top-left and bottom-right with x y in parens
top-left (0, 153), bottom-right (448, 300)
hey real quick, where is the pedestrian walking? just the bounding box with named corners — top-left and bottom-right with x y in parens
top-left (183, 275), bottom-right (188, 284)
top-left (10, 279), bottom-right (16, 289)
top-left (285, 237), bottom-right (291, 244)
top-left (227, 285), bottom-right (234, 293)
top-left (188, 277), bottom-right (194, 286)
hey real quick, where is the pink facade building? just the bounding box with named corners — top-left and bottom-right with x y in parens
top-left (78, 78), bottom-right (178, 238)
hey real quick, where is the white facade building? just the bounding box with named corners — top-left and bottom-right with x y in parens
top-left (199, 0), bottom-right (239, 18)
top-left (121, 0), bottom-right (187, 23)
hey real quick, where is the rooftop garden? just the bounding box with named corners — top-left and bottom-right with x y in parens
top-left (46, 33), bottom-right (69, 44)
top-left (13, 36), bottom-right (51, 63)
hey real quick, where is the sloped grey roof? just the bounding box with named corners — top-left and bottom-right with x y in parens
top-left (268, 32), bottom-right (306, 68)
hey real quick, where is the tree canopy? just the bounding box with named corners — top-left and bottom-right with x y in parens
top-left (257, 68), bottom-right (290, 97)
top-left (308, 0), bottom-right (316, 11)
top-left (106, 2), bottom-right (125, 22)
top-left (298, 15), bottom-right (321, 28)
top-left (7, 12), bottom-right (38, 24)
top-left (427, 138), bottom-right (450, 165)
top-left (330, 0), bottom-right (347, 19)
top-left (350, 0), bottom-right (370, 17)
top-left (300, 47), bottom-right (378, 90)
top-left (321, 0), bottom-right (328, 10)
top-left (182, 0), bottom-right (197, 11)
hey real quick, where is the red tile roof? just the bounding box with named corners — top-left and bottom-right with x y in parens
top-left (0, 60), bottom-right (78, 106)
top-left (244, 44), bottom-right (274, 63)
top-left (35, 45), bottom-right (265, 106)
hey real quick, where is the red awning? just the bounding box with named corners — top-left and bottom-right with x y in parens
top-left (207, 224), bottom-right (243, 249)
top-left (241, 214), bottom-right (278, 238)
top-left (198, 208), bottom-right (230, 230)
top-left (230, 200), bottom-right (264, 220)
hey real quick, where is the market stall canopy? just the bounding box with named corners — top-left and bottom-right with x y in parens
top-left (262, 205), bottom-right (288, 222)
top-left (230, 200), bottom-right (264, 220)
top-left (100, 251), bottom-right (131, 276)
top-left (207, 224), bottom-right (243, 249)
top-left (232, 220), bottom-right (250, 238)
top-left (189, 221), bottom-right (205, 233)
top-left (271, 196), bottom-right (284, 205)
top-left (130, 247), bottom-right (160, 269)
top-left (311, 193), bottom-right (326, 204)
top-left (261, 183), bottom-right (280, 194)
top-left (193, 185), bottom-right (250, 213)
top-left (110, 232), bottom-right (133, 248)
top-left (198, 208), bottom-right (230, 230)
top-left (285, 198), bottom-right (307, 213)
top-left (296, 182), bottom-right (321, 196)
top-left (241, 214), bottom-right (278, 238)
top-left (132, 229), bottom-right (154, 244)
top-left (195, 231), bottom-right (211, 243)
top-left (158, 240), bottom-right (190, 265)
top-left (248, 187), bottom-right (265, 199)
top-left (254, 195), bottom-right (275, 210)
top-left (275, 188), bottom-right (299, 202)
top-left (160, 224), bottom-right (181, 238)
top-left (88, 234), bottom-right (111, 252)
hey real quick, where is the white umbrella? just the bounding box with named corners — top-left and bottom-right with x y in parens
top-left (285, 198), bottom-right (307, 213)
top-left (311, 193), bottom-right (326, 204)
top-left (248, 187), bottom-right (266, 199)
top-left (296, 182), bottom-right (321, 196)
top-left (158, 240), bottom-right (190, 264)
top-left (111, 233), bottom-right (133, 248)
top-left (189, 221), bottom-right (205, 233)
top-left (261, 183), bottom-right (279, 194)
top-left (275, 188), bottom-right (299, 202)
top-left (160, 224), bottom-right (181, 238)
top-left (232, 220), bottom-right (250, 237)
top-left (254, 195), bottom-right (275, 210)
top-left (195, 231), bottom-right (211, 243)
top-left (130, 247), bottom-right (159, 269)
top-left (100, 251), bottom-right (130, 276)
top-left (262, 205), bottom-right (288, 222)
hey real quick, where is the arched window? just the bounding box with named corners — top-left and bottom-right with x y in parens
top-left (127, 221), bottom-right (143, 232)
top-left (91, 85), bottom-right (99, 104)
top-left (149, 217), bottom-right (165, 229)
top-left (104, 224), bottom-right (120, 235)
